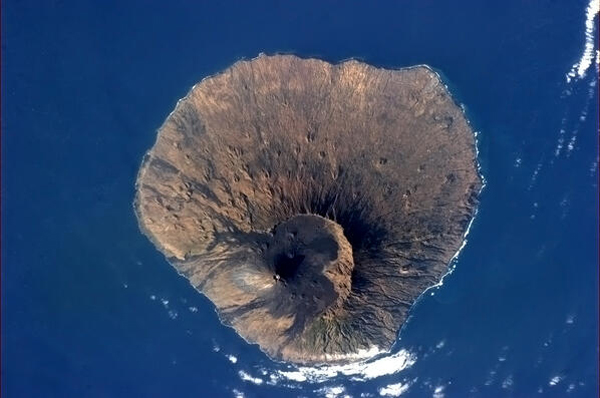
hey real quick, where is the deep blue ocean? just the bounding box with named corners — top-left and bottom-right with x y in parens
top-left (2, 1), bottom-right (598, 397)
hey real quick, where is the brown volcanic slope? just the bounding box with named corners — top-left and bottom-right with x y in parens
top-left (134, 54), bottom-right (482, 365)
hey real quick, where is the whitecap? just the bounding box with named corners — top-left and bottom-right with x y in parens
top-left (566, 0), bottom-right (599, 82)
top-left (316, 385), bottom-right (346, 398)
top-left (484, 369), bottom-right (497, 386)
top-left (514, 157), bottom-right (522, 167)
top-left (379, 382), bottom-right (410, 396)
top-left (501, 375), bottom-right (513, 389)
top-left (528, 161), bottom-right (543, 190)
top-left (432, 385), bottom-right (445, 398)
top-left (226, 355), bottom-right (238, 364)
top-left (566, 134), bottom-right (577, 154)
top-left (232, 388), bottom-right (245, 398)
top-left (590, 160), bottom-right (598, 176)
top-left (549, 375), bottom-right (563, 386)
top-left (555, 129), bottom-right (566, 157)
top-left (271, 348), bottom-right (416, 384)
top-left (238, 370), bottom-right (263, 385)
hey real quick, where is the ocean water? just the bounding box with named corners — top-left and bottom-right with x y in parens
top-left (2, 1), bottom-right (598, 397)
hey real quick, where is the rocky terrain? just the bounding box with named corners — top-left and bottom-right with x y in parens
top-left (134, 54), bottom-right (482, 365)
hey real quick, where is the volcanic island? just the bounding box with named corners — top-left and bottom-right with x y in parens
top-left (134, 54), bottom-right (482, 365)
